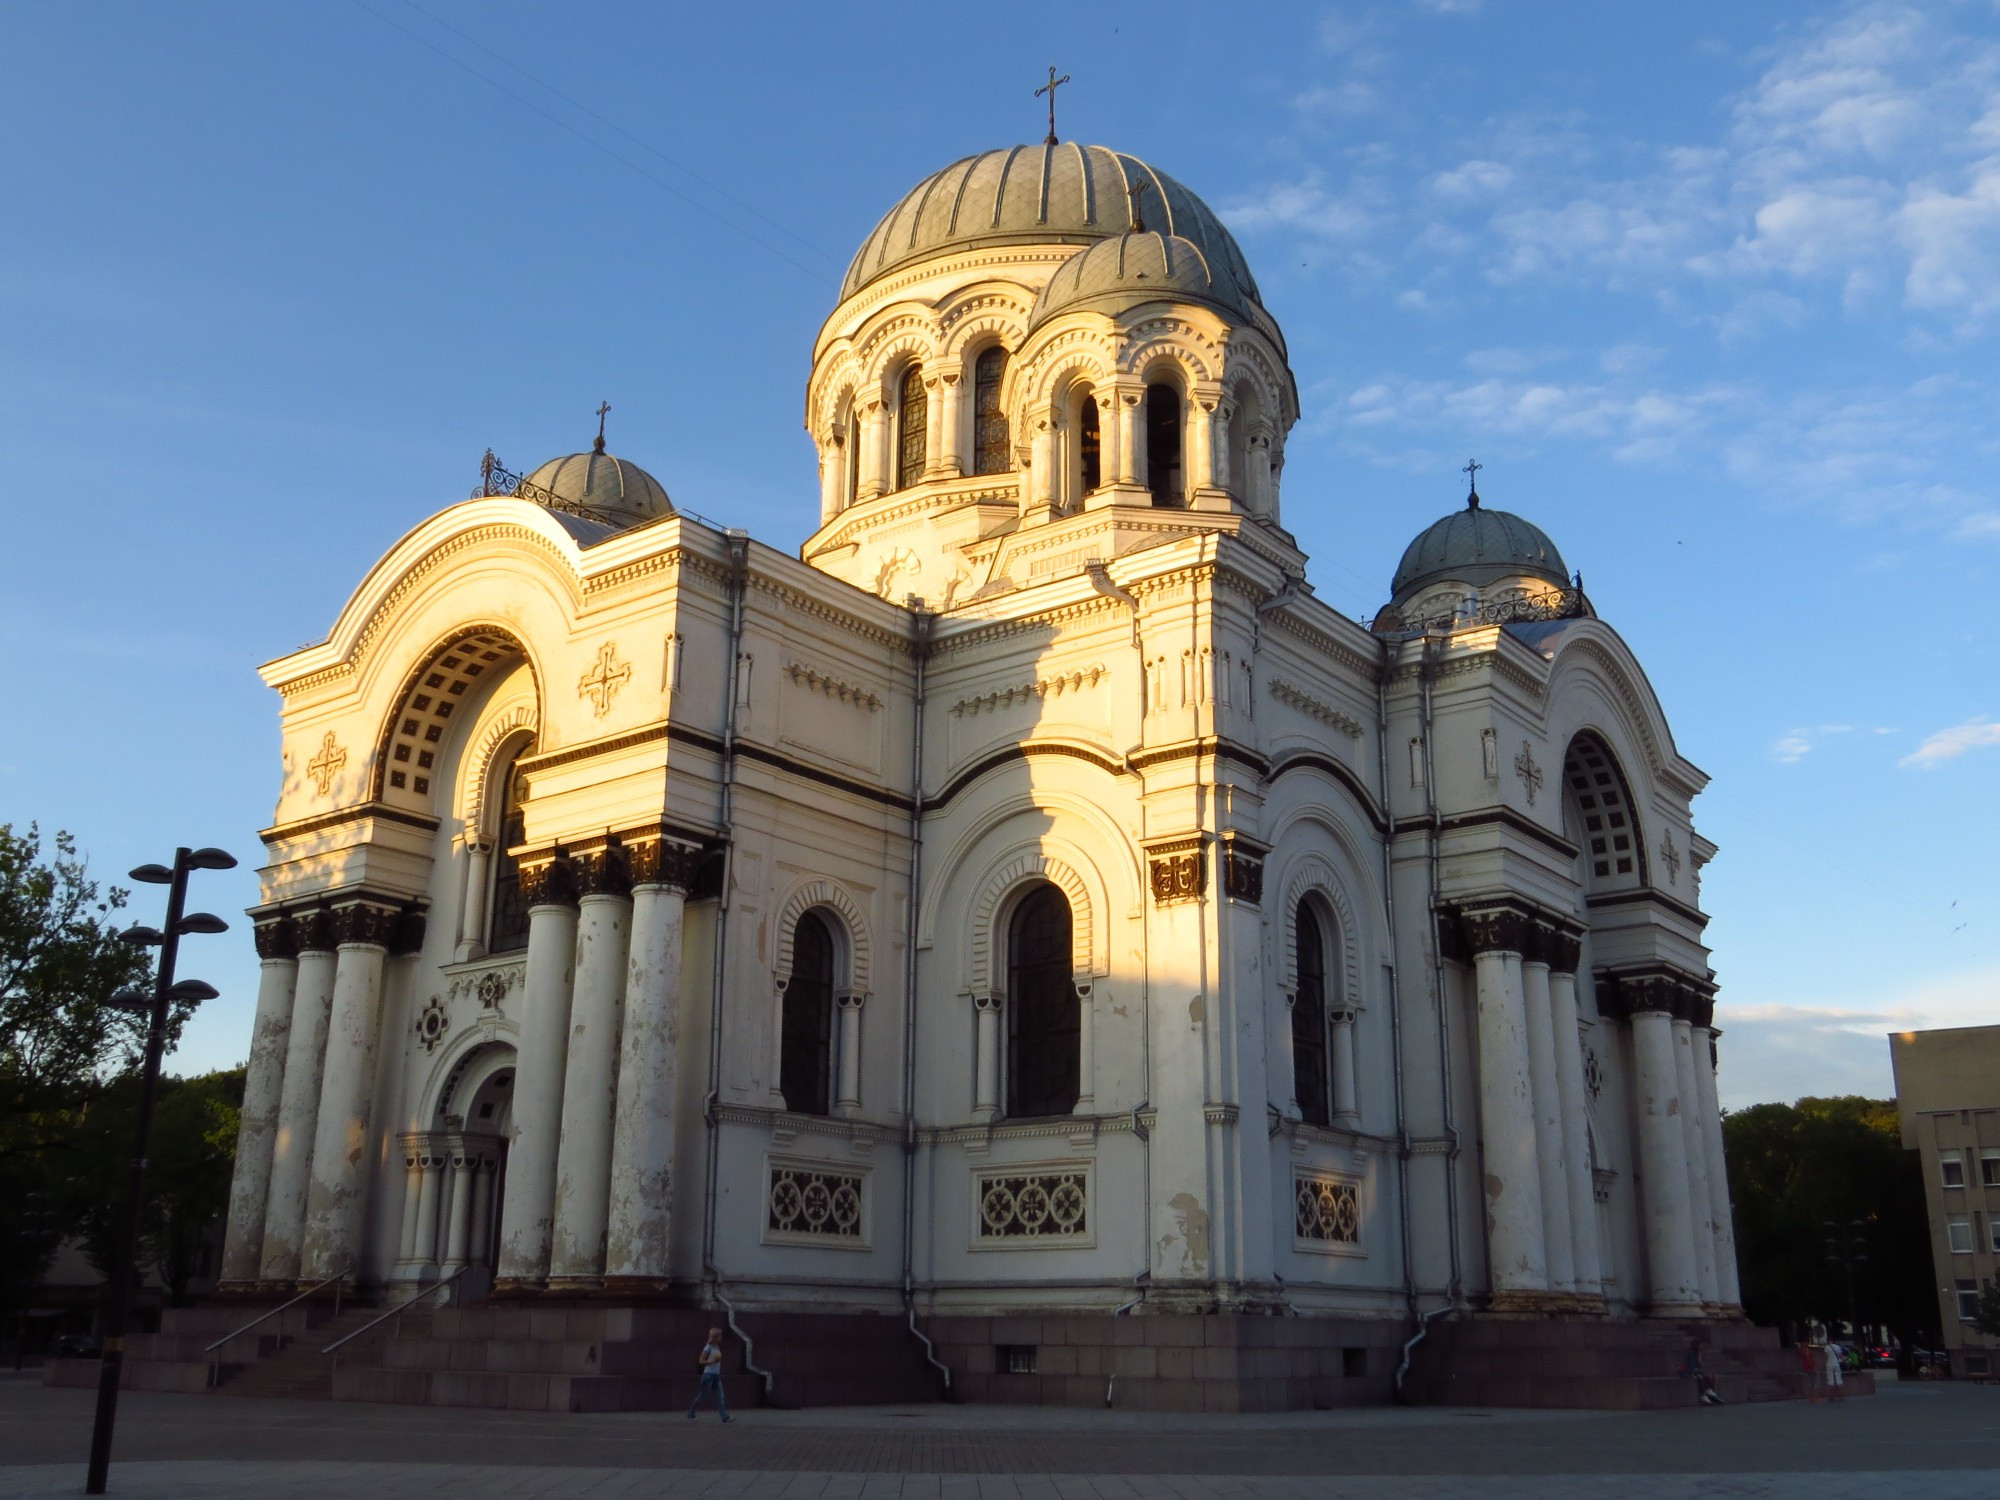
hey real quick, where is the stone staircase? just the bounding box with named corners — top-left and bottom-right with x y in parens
top-left (215, 1305), bottom-right (430, 1400)
top-left (1400, 1317), bottom-right (1876, 1409)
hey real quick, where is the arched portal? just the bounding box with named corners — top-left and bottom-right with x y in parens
top-left (373, 627), bottom-right (533, 815)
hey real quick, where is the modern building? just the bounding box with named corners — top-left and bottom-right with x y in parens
top-left (1891, 1024), bottom-right (2000, 1378)
top-left (203, 140), bottom-right (1756, 1409)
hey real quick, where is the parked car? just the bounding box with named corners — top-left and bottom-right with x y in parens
top-left (51, 1333), bottom-right (100, 1358)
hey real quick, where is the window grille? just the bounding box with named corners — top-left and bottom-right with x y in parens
top-left (766, 1165), bottom-right (863, 1241)
top-left (896, 365), bottom-right (926, 491)
top-left (973, 348), bottom-right (1011, 475)
top-left (997, 1344), bottom-right (1038, 1374)
top-left (976, 1171), bottom-right (1089, 1241)
top-left (1294, 1172), bottom-right (1361, 1246)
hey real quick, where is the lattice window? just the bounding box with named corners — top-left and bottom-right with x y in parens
top-left (1294, 1173), bottom-right (1361, 1247)
top-left (973, 347), bottom-right (1011, 475)
top-left (976, 1170), bottom-right (1089, 1242)
top-left (896, 365), bottom-right (926, 491)
top-left (766, 1165), bottom-right (863, 1242)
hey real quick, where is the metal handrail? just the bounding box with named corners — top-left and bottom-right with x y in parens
top-left (323, 1266), bottom-right (467, 1356)
top-left (203, 1270), bottom-right (346, 1387)
top-left (715, 1288), bottom-right (776, 1404)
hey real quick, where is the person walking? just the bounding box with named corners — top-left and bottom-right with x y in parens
top-left (687, 1326), bottom-right (731, 1422)
top-left (1680, 1338), bottom-right (1723, 1405)
top-left (1798, 1342), bottom-right (1822, 1403)
top-left (1823, 1341), bottom-right (1845, 1404)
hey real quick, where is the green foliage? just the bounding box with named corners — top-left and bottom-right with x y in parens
top-left (1721, 1096), bottom-right (1936, 1343)
top-left (1974, 1281), bottom-right (2000, 1340)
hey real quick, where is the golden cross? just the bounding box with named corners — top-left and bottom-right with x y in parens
top-left (594, 400), bottom-right (612, 454)
top-left (1035, 66), bottom-right (1070, 146)
top-left (307, 731), bottom-right (347, 798)
top-left (578, 641), bottom-right (632, 717)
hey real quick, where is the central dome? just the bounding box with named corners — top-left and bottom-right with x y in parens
top-left (1390, 499), bottom-right (1570, 601)
top-left (841, 143), bottom-right (1259, 304)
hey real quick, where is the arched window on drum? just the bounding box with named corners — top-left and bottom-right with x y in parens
top-left (780, 911), bottom-right (836, 1116)
top-left (1007, 883), bottom-right (1080, 1118)
top-left (895, 364), bottom-right (927, 492)
top-left (972, 347), bottom-right (1011, 475)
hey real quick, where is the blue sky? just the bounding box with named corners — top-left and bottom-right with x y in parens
top-left (3, 1), bottom-right (1995, 1107)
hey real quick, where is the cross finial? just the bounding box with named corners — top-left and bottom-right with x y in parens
top-left (1035, 66), bottom-right (1070, 146)
top-left (1128, 178), bottom-right (1150, 233)
top-left (1462, 457), bottom-right (1482, 509)
top-left (594, 401), bottom-right (612, 454)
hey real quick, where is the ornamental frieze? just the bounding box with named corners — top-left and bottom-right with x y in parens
top-left (1221, 842), bottom-right (1265, 905)
top-left (517, 853), bottom-right (579, 909)
top-left (1145, 836), bottom-right (1206, 906)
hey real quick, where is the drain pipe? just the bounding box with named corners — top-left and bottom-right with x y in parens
top-left (700, 530), bottom-right (751, 1306)
top-left (1103, 1283), bottom-right (1147, 1407)
top-left (1417, 633), bottom-right (1463, 1304)
top-left (897, 606), bottom-right (953, 1399)
top-left (1395, 1302), bottom-right (1452, 1400)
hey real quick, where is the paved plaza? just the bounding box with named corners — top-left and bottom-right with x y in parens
top-left (2, 1373), bottom-right (1995, 1499)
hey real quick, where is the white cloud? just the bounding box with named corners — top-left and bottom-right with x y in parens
top-left (1430, 159), bottom-right (1512, 200)
top-left (1902, 717), bottom-right (2000, 768)
top-left (1223, 177), bottom-right (1376, 239)
top-left (1770, 723), bottom-right (1895, 763)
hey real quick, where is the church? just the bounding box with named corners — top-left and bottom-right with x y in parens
top-left (207, 136), bottom-right (1767, 1410)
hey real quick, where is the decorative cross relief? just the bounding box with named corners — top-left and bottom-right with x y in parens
top-left (306, 732), bottom-right (347, 797)
top-left (1514, 741), bottom-right (1544, 805)
top-left (578, 641), bottom-right (631, 717)
top-left (1659, 832), bottom-right (1683, 885)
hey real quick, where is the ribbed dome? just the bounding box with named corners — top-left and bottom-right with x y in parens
top-left (520, 446), bottom-right (672, 530)
top-left (1391, 499), bottom-right (1570, 600)
top-left (1027, 229), bottom-right (1260, 331)
top-left (842, 143), bottom-right (1259, 304)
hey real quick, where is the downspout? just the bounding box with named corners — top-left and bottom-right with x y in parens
top-left (701, 530), bottom-right (751, 1309)
top-left (898, 607), bottom-right (952, 1398)
top-left (1417, 632), bottom-right (1463, 1305)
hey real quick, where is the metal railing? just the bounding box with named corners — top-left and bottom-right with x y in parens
top-left (323, 1266), bottom-right (468, 1361)
top-left (202, 1270), bottom-right (346, 1388)
top-left (715, 1288), bottom-right (777, 1405)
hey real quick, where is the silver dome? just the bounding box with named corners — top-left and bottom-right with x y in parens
top-left (1390, 499), bottom-right (1570, 601)
top-left (519, 446), bottom-right (672, 530)
top-left (1027, 229), bottom-right (1262, 332)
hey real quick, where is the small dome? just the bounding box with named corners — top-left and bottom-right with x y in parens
top-left (841, 143), bottom-right (1259, 305)
top-left (1027, 229), bottom-right (1260, 332)
top-left (519, 445), bottom-right (672, 530)
top-left (1390, 497), bottom-right (1569, 601)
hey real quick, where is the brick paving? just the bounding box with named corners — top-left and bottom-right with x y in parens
top-left (3, 1373), bottom-right (1995, 1499)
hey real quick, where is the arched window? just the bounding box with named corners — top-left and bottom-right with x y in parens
top-left (842, 400), bottom-right (861, 508)
top-left (1007, 883), bottom-right (1080, 1118)
top-left (780, 911), bottom-right (836, 1116)
top-left (972, 347), bottom-right (1011, 475)
top-left (1292, 901), bottom-right (1330, 1126)
top-left (486, 747), bottom-right (533, 953)
top-left (896, 365), bottom-right (927, 491)
top-left (1078, 392), bottom-right (1101, 497)
top-left (1145, 382), bottom-right (1184, 506)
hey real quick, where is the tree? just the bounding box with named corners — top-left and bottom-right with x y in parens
top-left (0, 824), bottom-right (172, 1323)
top-left (1974, 1281), bottom-right (2000, 1341)
top-left (1721, 1096), bottom-right (1937, 1354)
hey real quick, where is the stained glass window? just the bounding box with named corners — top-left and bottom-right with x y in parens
top-left (973, 348), bottom-right (1011, 475)
top-left (1007, 884), bottom-right (1080, 1119)
top-left (1293, 901), bottom-right (1330, 1126)
top-left (896, 365), bottom-right (927, 491)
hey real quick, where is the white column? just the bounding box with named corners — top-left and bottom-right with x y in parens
top-left (456, 841), bottom-right (491, 964)
top-left (1521, 950), bottom-right (1576, 1295)
top-left (1028, 417), bottom-right (1057, 519)
top-left (300, 901), bottom-right (401, 1283)
top-left (259, 931), bottom-right (337, 1284)
top-left (1246, 432), bottom-right (1273, 518)
top-left (857, 400), bottom-right (886, 501)
top-left (1189, 388), bottom-right (1229, 511)
top-left (835, 992), bottom-right (866, 1114)
top-left (973, 993), bottom-right (1002, 1121)
top-left (935, 373), bottom-right (964, 477)
top-left (1330, 1009), bottom-right (1360, 1129)
top-left (1694, 1024), bottom-right (1741, 1307)
top-left (1547, 958), bottom-right (1603, 1295)
top-left (395, 1141), bottom-right (424, 1271)
top-left (413, 1138), bottom-right (445, 1275)
top-left (468, 1152), bottom-right (497, 1266)
top-left (496, 862), bottom-right (580, 1289)
top-left (818, 428), bottom-right (842, 523)
top-left (1114, 387), bottom-right (1142, 489)
top-left (1627, 991), bottom-right (1702, 1314)
top-left (219, 926), bottom-right (298, 1286)
top-left (604, 855), bottom-right (692, 1289)
top-left (1073, 982), bottom-right (1095, 1112)
top-left (1673, 1016), bottom-right (1721, 1306)
top-left (1467, 914), bottom-right (1548, 1300)
top-left (442, 1139), bottom-right (477, 1272)
top-left (1276, 992), bottom-right (1302, 1120)
top-left (549, 858), bottom-right (633, 1289)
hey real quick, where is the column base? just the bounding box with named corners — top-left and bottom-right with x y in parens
top-left (1190, 486), bottom-right (1234, 513)
top-left (1645, 1299), bottom-right (1709, 1319)
top-left (599, 1275), bottom-right (679, 1300)
top-left (1484, 1289), bottom-right (1583, 1316)
top-left (543, 1274), bottom-right (604, 1295)
top-left (490, 1276), bottom-right (547, 1298)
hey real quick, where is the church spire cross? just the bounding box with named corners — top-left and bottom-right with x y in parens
top-left (1463, 457), bottom-right (1482, 509)
top-left (1035, 66), bottom-right (1070, 146)
top-left (593, 401), bottom-right (612, 454)
top-left (1128, 178), bottom-right (1150, 233)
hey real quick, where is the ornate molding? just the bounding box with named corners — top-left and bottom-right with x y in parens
top-left (784, 660), bottom-right (883, 711)
top-left (1267, 678), bottom-right (1364, 738)
top-left (1145, 835), bottom-right (1206, 906)
top-left (577, 641), bottom-right (632, 717)
top-left (951, 663), bottom-right (1106, 717)
top-left (333, 897), bottom-right (404, 950)
top-left (576, 844), bottom-right (632, 900)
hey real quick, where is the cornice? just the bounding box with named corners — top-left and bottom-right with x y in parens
top-left (261, 801), bottom-right (441, 847)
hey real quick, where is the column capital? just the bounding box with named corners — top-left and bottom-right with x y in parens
top-left (576, 844), bottom-right (633, 900)
top-left (291, 904), bottom-right (338, 955)
top-left (1545, 930), bottom-right (1583, 976)
top-left (254, 914), bottom-right (299, 961)
top-left (333, 896), bottom-right (404, 950)
top-left (974, 991), bottom-right (1003, 1015)
top-left (627, 837), bottom-right (705, 892)
top-left (1595, 965), bottom-right (1711, 1023)
top-left (1220, 838), bottom-right (1265, 904)
top-left (1459, 906), bottom-right (1530, 957)
top-left (519, 851), bottom-right (580, 909)
top-left (836, 990), bottom-right (869, 1012)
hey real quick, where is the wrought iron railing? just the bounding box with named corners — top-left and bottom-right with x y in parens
top-left (1378, 586), bottom-right (1590, 634)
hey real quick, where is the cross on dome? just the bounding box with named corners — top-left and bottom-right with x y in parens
top-left (1035, 66), bottom-right (1070, 146)
top-left (593, 401), bottom-right (612, 455)
top-left (1463, 457), bottom-right (1482, 510)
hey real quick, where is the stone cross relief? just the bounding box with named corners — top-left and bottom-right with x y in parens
top-left (578, 641), bottom-right (632, 717)
top-left (306, 731), bottom-right (347, 797)
top-left (1659, 832), bottom-right (1683, 885)
top-left (1513, 741), bottom-right (1544, 805)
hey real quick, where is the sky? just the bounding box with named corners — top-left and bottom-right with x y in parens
top-left (2, 0), bottom-right (1996, 1109)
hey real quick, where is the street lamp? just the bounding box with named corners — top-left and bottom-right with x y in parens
top-left (84, 845), bottom-right (235, 1496)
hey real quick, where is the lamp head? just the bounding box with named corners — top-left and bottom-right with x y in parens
top-left (108, 987), bottom-right (152, 1015)
top-left (120, 925), bottom-right (165, 947)
top-left (168, 979), bottom-right (220, 1003)
top-left (177, 912), bottom-right (229, 936)
top-left (186, 848), bottom-right (237, 871)
top-left (129, 864), bottom-right (173, 885)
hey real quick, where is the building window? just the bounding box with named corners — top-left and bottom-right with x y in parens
top-left (1989, 1219), bottom-right (2000, 1254)
top-left (895, 365), bottom-right (926, 491)
top-left (486, 748), bottom-right (533, 953)
top-left (1145, 382), bottom-right (1183, 506)
top-left (1981, 1153), bottom-right (2000, 1188)
top-left (843, 404), bottom-right (860, 507)
top-left (1078, 390), bottom-right (1101, 497)
top-left (780, 912), bottom-right (836, 1116)
top-left (1006, 883), bottom-right (1080, 1118)
top-left (1292, 902), bottom-right (1330, 1127)
top-left (1956, 1279), bottom-right (1980, 1320)
top-left (1948, 1218), bottom-right (1975, 1254)
top-left (972, 347), bottom-right (1010, 475)
top-left (1943, 1156), bottom-right (1966, 1188)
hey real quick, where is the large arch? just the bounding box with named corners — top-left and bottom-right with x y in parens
top-left (371, 624), bottom-right (537, 816)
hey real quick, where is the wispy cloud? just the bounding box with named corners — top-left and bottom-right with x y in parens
top-left (1771, 723), bottom-right (1895, 763)
top-left (1902, 717), bottom-right (2000, 768)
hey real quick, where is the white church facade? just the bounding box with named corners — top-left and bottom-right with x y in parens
top-left (212, 142), bottom-right (1753, 1407)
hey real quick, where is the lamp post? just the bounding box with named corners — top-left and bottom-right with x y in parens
top-left (84, 845), bottom-right (235, 1497)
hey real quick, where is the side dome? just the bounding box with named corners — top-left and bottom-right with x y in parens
top-left (1390, 498), bottom-right (1569, 601)
top-left (1027, 229), bottom-right (1261, 333)
top-left (842, 142), bottom-right (1259, 304)
top-left (519, 444), bottom-right (672, 530)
